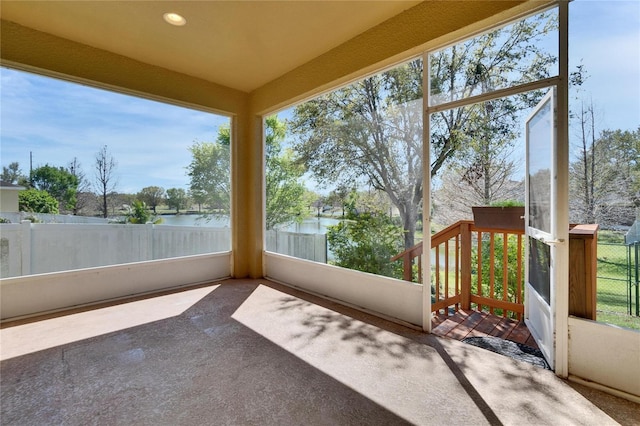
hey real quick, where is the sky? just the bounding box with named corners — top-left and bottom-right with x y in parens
top-left (1, 0), bottom-right (638, 195)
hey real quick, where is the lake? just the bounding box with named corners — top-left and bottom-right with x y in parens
top-left (159, 214), bottom-right (341, 234)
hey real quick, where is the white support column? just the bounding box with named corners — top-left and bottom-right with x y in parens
top-left (554, 0), bottom-right (570, 379)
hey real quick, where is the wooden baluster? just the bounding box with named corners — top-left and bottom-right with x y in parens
top-left (489, 232), bottom-right (495, 315)
top-left (477, 230), bottom-right (483, 312)
top-left (460, 222), bottom-right (471, 311)
top-left (455, 234), bottom-right (460, 311)
top-left (445, 239), bottom-right (449, 309)
top-left (516, 233), bottom-right (523, 320)
top-left (435, 245), bottom-right (441, 313)
top-left (502, 232), bottom-right (509, 318)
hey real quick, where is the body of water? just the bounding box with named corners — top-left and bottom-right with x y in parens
top-left (276, 217), bottom-right (342, 234)
top-left (159, 214), bottom-right (229, 227)
top-left (159, 214), bottom-right (341, 234)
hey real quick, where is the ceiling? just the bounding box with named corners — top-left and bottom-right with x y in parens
top-left (0, 1), bottom-right (421, 93)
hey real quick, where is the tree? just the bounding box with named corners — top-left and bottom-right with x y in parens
top-left (325, 184), bottom-right (351, 217)
top-left (569, 101), bottom-right (639, 227)
top-left (68, 157), bottom-right (92, 215)
top-left (166, 188), bottom-right (190, 213)
top-left (327, 192), bottom-right (404, 278)
top-left (292, 61), bottom-right (423, 249)
top-left (31, 164), bottom-right (79, 213)
top-left (433, 167), bottom-right (523, 224)
top-left (187, 116), bottom-right (306, 229)
top-left (264, 116), bottom-right (306, 230)
top-left (18, 188), bottom-right (59, 214)
top-left (138, 186), bottom-right (165, 213)
top-left (108, 192), bottom-right (135, 217)
top-left (187, 139), bottom-right (230, 214)
top-left (189, 189), bottom-right (208, 213)
top-left (94, 145), bottom-right (118, 218)
top-left (1, 162), bottom-right (25, 185)
top-left (291, 12), bottom-right (557, 250)
top-left (443, 101), bottom-right (521, 204)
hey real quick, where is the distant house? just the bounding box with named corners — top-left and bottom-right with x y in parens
top-left (0, 181), bottom-right (25, 213)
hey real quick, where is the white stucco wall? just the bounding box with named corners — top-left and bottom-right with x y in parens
top-left (568, 316), bottom-right (640, 400)
top-left (0, 188), bottom-right (21, 213)
top-left (0, 252), bottom-right (231, 320)
top-left (264, 252), bottom-right (423, 327)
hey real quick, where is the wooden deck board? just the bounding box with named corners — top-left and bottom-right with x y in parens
top-left (432, 310), bottom-right (538, 350)
top-left (506, 321), bottom-right (532, 345)
top-left (490, 317), bottom-right (518, 339)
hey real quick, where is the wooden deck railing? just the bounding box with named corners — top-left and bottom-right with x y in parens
top-left (391, 220), bottom-right (526, 319)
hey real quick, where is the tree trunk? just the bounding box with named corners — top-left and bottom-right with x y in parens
top-left (400, 206), bottom-right (416, 249)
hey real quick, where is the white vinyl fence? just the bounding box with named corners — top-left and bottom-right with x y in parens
top-left (0, 221), bottom-right (231, 278)
top-left (0, 222), bottom-right (327, 278)
top-left (0, 212), bottom-right (109, 224)
top-left (265, 229), bottom-right (327, 263)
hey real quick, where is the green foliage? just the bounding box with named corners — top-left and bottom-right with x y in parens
top-left (291, 60), bottom-right (423, 249)
top-left (127, 200), bottom-right (150, 224)
top-left (1, 162), bottom-right (25, 184)
top-left (490, 200), bottom-right (524, 207)
top-left (472, 234), bottom-right (524, 317)
top-left (187, 116), bottom-right (306, 229)
top-left (166, 188), bottom-right (189, 213)
top-left (31, 164), bottom-right (79, 212)
top-left (292, 12), bottom-right (556, 248)
top-left (18, 188), bottom-right (59, 214)
top-left (137, 186), bottom-right (165, 213)
top-left (265, 116), bottom-right (306, 230)
top-left (126, 200), bottom-right (162, 224)
top-left (327, 193), bottom-right (404, 278)
top-left (187, 140), bottom-right (231, 214)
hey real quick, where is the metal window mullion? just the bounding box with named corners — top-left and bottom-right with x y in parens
top-left (426, 76), bottom-right (561, 115)
top-left (422, 51), bottom-right (432, 332)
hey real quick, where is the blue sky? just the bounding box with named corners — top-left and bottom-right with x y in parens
top-left (0, 72), bottom-right (229, 193)
top-left (1, 0), bottom-right (638, 195)
top-left (568, 0), bottom-right (639, 132)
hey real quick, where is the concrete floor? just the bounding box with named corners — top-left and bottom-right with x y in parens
top-left (1, 279), bottom-right (638, 425)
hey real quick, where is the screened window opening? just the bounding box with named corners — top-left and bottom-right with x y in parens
top-left (265, 59), bottom-right (424, 282)
top-left (0, 68), bottom-right (231, 278)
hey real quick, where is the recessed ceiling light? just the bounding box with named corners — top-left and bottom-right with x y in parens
top-left (163, 12), bottom-right (186, 26)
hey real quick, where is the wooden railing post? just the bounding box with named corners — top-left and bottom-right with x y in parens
top-left (568, 224), bottom-right (599, 320)
top-left (403, 253), bottom-right (413, 282)
top-left (460, 222), bottom-right (472, 310)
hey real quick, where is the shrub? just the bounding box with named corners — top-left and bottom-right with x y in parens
top-left (18, 189), bottom-right (59, 214)
top-left (327, 197), bottom-right (404, 279)
top-left (490, 199), bottom-right (524, 207)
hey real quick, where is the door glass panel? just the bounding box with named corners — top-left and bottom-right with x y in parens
top-left (527, 98), bottom-right (552, 234)
top-left (528, 238), bottom-right (551, 304)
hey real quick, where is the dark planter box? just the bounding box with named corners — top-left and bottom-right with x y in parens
top-left (472, 206), bottom-right (525, 230)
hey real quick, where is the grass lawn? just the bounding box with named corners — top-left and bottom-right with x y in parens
top-left (596, 231), bottom-right (640, 330)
